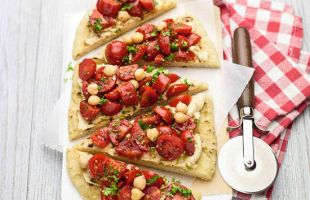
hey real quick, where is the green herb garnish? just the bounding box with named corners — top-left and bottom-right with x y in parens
top-left (162, 30), bottom-right (171, 36)
top-left (102, 183), bottom-right (118, 196)
top-left (122, 55), bottom-right (130, 64)
top-left (182, 78), bottom-right (194, 86)
top-left (138, 119), bottom-right (152, 130)
top-left (127, 45), bottom-right (137, 53)
top-left (171, 42), bottom-right (179, 51)
top-left (146, 175), bottom-right (160, 185)
top-left (93, 18), bottom-right (103, 32)
top-left (99, 97), bottom-right (107, 105)
top-left (151, 29), bottom-right (158, 37)
top-left (165, 54), bottom-right (175, 62)
top-left (169, 184), bottom-right (192, 197)
top-left (66, 62), bottom-right (74, 72)
top-left (121, 3), bottom-right (133, 11)
top-left (146, 65), bottom-right (155, 73)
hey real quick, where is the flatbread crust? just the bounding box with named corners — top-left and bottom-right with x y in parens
top-left (68, 61), bottom-right (209, 140)
top-left (74, 96), bottom-right (217, 181)
top-left (73, 0), bottom-right (177, 59)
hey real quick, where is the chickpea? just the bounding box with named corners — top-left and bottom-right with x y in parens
top-left (117, 11), bottom-right (130, 22)
top-left (132, 32), bottom-right (144, 44)
top-left (133, 175), bottom-right (146, 190)
top-left (176, 102), bottom-right (188, 114)
top-left (130, 80), bottom-right (139, 89)
top-left (146, 128), bottom-right (159, 142)
top-left (123, 35), bottom-right (134, 45)
top-left (174, 112), bottom-right (188, 123)
top-left (131, 188), bottom-right (144, 200)
top-left (87, 83), bottom-right (98, 95)
top-left (134, 68), bottom-right (146, 81)
top-left (157, 21), bottom-right (167, 31)
top-left (104, 65), bottom-right (117, 76)
top-left (88, 95), bottom-right (100, 106)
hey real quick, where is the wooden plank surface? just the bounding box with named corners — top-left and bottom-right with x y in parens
top-left (0, 0), bottom-right (309, 199)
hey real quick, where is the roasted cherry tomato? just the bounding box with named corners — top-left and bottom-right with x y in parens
top-left (156, 125), bottom-right (178, 136)
top-left (140, 0), bottom-right (155, 11)
top-left (115, 138), bottom-right (143, 159)
top-left (82, 81), bottom-right (90, 99)
top-left (181, 130), bottom-right (195, 156)
top-left (165, 183), bottom-right (195, 200)
top-left (164, 18), bottom-right (174, 25)
top-left (100, 192), bottom-right (117, 200)
top-left (131, 44), bottom-right (147, 63)
top-left (138, 77), bottom-right (152, 90)
top-left (141, 113), bottom-right (161, 126)
top-left (95, 67), bottom-right (105, 81)
top-left (96, 0), bottom-right (121, 17)
top-left (131, 118), bottom-right (151, 151)
top-left (117, 64), bottom-right (138, 81)
top-left (108, 119), bottom-right (132, 145)
top-left (158, 33), bottom-right (171, 55)
top-left (96, 76), bottom-right (116, 93)
top-left (88, 154), bottom-right (108, 179)
top-left (119, 82), bottom-right (139, 106)
top-left (105, 41), bottom-right (128, 65)
top-left (153, 106), bottom-right (173, 124)
top-left (142, 170), bottom-right (165, 188)
top-left (168, 94), bottom-right (192, 107)
top-left (173, 23), bottom-right (192, 36)
top-left (152, 73), bottom-right (171, 94)
top-left (80, 101), bottom-right (100, 121)
top-left (177, 35), bottom-right (190, 49)
top-left (91, 127), bottom-right (111, 148)
top-left (124, 169), bottom-right (142, 184)
top-left (89, 9), bottom-right (103, 27)
top-left (140, 86), bottom-right (159, 107)
top-left (101, 101), bottom-right (122, 116)
top-left (154, 54), bottom-right (165, 65)
top-left (143, 186), bottom-right (161, 200)
top-left (175, 118), bottom-right (196, 131)
top-left (166, 83), bottom-right (189, 99)
top-left (118, 185), bottom-right (132, 200)
top-left (187, 33), bottom-right (201, 46)
top-left (146, 40), bottom-right (160, 61)
top-left (137, 24), bottom-right (156, 40)
top-left (174, 50), bottom-right (195, 62)
top-left (128, 0), bottom-right (143, 17)
top-left (104, 88), bottom-right (121, 101)
top-left (156, 133), bottom-right (184, 161)
top-left (79, 58), bottom-right (97, 81)
top-left (167, 73), bottom-right (180, 83)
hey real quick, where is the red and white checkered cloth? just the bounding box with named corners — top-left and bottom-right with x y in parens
top-left (214, 0), bottom-right (310, 199)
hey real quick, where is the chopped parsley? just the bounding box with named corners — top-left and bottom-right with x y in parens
top-left (146, 65), bottom-right (155, 73)
top-left (155, 44), bottom-right (160, 51)
top-left (66, 62), bottom-right (74, 72)
top-left (98, 85), bottom-right (103, 91)
top-left (159, 94), bottom-right (164, 100)
top-left (170, 42), bottom-right (179, 51)
top-left (169, 184), bottom-right (192, 197)
top-left (152, 67), bottom-right (168, 82)
top-left (182, 78), bottom-right (194, 86)
top-left (100, 77), bottom-right (106, 83)
top-left (122, 55), bottom-right (130, 64)
top-left (187, 137), bottom-right (193, 142)
top-left (146, 175), bottom-right (160, 185)
top-left (162, 30), bottom-right (171, 36)
top-left (99, 97), bottom-right (108, 105)
top-left (93, 18), bottom-right (103, 32)
top-left (138, 119), bottom-right (152, 130)
top-left (127, 45), bottom-right (137, 53)
top-left (165, 53), bottom-right (175, 62)
top-left (102, 183), bottom-right (118, 196)
top-left (121, 3), bottom-right (133, 11)
top-left (182, 41), bottom-right (188, 47)
top-left (112, 119), bottom-right (120, 126)
top-left (150, 29), bottom-right (158, 37)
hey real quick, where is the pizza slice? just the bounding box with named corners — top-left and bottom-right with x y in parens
top-left (97, 15), bottom-right (220, 68)
top-left (74, 92), bottom-right (217, 181)
top-left (69, 58), bottom-right (209, 140)
top-left (73, 0), bottom-right (177, 59)
top-left (67, 149), bottom-right (200, 200)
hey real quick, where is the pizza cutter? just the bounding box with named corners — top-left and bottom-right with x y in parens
top-left (218, 27), bottom-right (278, 194)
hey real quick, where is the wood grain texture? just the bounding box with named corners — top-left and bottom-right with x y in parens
top-left (0, 0), bottom-right (309, 199)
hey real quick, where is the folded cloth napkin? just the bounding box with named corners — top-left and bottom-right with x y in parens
top-left (214, 0), bottom-right (310, 199)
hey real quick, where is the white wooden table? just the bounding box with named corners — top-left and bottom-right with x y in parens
top-left (0, 0), bottom-right (309, 199)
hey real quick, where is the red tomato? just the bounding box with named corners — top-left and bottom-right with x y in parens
top-left (108, 119), bottom-right (132, 145)
top-left (80, 101), bottom-right (100, 121)
top-left (177, 35), bottom-right (190, 49)
top-left (143, 187), bottom-right (161, 200)
top-left (168, 94), bottom-right (192, 107)
top-left (124, 169), bottom-right (142, 184)
top-left (88, 154), bottom-right (108, 179)
top-left (79, 58), bottom-right (97, 81)
top-left (116, 64), bottom-right (138, 81)
top-left (181, 130), bottom-right (195, 156)
top-left (118, 185), bottom-right (132, 200)
top-left (166, 84), bottom-right (189, 99)
top-left (174, 50), bottom-right (195, 62)
top-left (131, 44), bottom-right (147, 63)
top-left (154, 54), bottom-right (165, 65)
top-left (158, 33), bottom-right (171, 55)
top-left (165, 183), bottom-right (195, 200)
top-left (95, 67), bottom-right (105, 81)
top-left (131, 119), bottom-right (151, 151)
top-left (146, 40), bottom-right (160, 61)
top-left (175, 118), bottom-right (196, 131)
top-left (89, 9), bottom-right (103, 26)
top-left (105, 41), bottom-right (128, 65)
top-left (156, 134), bottom-right (184, 161)
top-left (164, 18), bottom-right (174, 25)
top-left (82, 81), bottom-right (90, 99)
top-left (91, 127), bottom-right (111, 148)
top-left (119, 82), bottom-right (139, 106)
top-left (139, 0), bottom-right (155, 11)
top-left (152, 73), bottom-right (171, 94)
top-left (137, 24), bottom-right (156, 40)
top-left (128, 0), bottom-right (143, 17)
top-left (95, 76), bottom-right (116, 93)
top-left (140, 86), bottom-right (159, 107)
top-left (138, 77), bottom-right (152, 90)
top-left (104, 88), bottom-right (121, 101)
top-left (153, 106), bottom-right (173, 124)
top-left (96, 0), bottom-right (121, 17)
top-left (156, 125), bottom-right (178, 136)
top-left (101, 193), bottom-right (117, 200)
top-left (173, 23), bottom-right (192, 36)
top-left (101, 101), bottom-right (122, 116)
top-left (187, 33), bottom-right (201, 46)
top-left (167, 73), bottom-right (180, 83)
top-left (141, 113), bottom-right (161, 126)
top-left (115, 138), bottom-right (143, 159)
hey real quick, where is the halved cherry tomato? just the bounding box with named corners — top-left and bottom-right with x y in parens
top-left (166, 84), bottom-right (189, 99)
top-left (158, 33), bottom-right (171, 55)
top-left (117, 64), bottom-right (138, 81)
top-left (105, 41), bottom-right (128, 65)
top-left (153, 106), bottom-right (173, 124)
top-left (138, 77), bottom-right (152, 90)
top-left (156, 125), bottom-right (178, 136)
top-left (80, 101), bottom-right (100, 121)
top-left (141, 113), bottom-right (161, 126)
top-left (124, 169), bottom-right (142, 184)
top-left (82, 81), bottom-right (90, 99)
top-left (96, 0), bottom-right (121, 17)
top-left (95, 67), bottom-right (105, 81)
top-left (131, 118), bottom-right (151, 151)
top-left (91, 127), bottom-right (111, 148)
top-left (118, 185), bottom-right (131, 200)
top-left (108, 119), bottom-right (132, 145)
top-left (101, 101), bottom-right (122, 116)
top-left (131, 44), bottom-right (147, 63)
top-left (119, 82), bottom-right (139, 106)
top-left (137, 24), bottom-right (156, 40)
top-left (146, 40), bottom-right (160, 61)
top-left (156, 133), bottom-right (184, 161)
top-left (88, 154), bottom-right (108, 179)
top-left (181, 130), bottom-right (195, 156)
top-left (167, 73), bottom-right (180, 83)
top-left (165, 183), bottom-right (195, 200)
top-left (152, 73), bottom-right (171, 94)
top-left (168, 94), bottom-right (192, 107)
top-left (143, 186), bottom-right (161, 200)
top-left (142, 170), bottom-right (165, 187)
top-left (128, 0), bottom-right (143, 17)
top-left (154, 54), bottom-right (165, 65)
top-left (79, 58), bottom-right (97, 81)
top-left (139, 0), bottom-right (155, 11)
top-left (177, 35), bottom-right (190, 49)
top-left (164, 18), bottom-right (174, 25)
top-left (104, 88), bottom-right (121, 101)
top-left (175, 118), bottom-right (196, 131)
top-left (187, 33), bottom-right (201, 46)
top-left (174, 50), bottom-right (196, 62)
top-left (140, 86), bottom-right (159, 107)
top-left (115, 138), bottom-right (143, 159)
top-left (173, 23), bottom-right (192, 36)
top-left (95, 76), bottom-right (116, 93)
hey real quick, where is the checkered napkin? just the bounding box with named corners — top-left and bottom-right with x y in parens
top-left (214, 0), bottom-right (310, 199)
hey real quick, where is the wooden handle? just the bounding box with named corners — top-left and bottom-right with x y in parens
top-left (233, 27), bottom-right (254, 110)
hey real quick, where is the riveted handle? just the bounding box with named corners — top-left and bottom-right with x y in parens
top-left (233, 27), bottom-right (254, 112)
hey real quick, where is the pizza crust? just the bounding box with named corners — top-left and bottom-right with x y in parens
top-left (74, 96), bottom-right (217, 181)
top-left (73, 0), bottom-right (177, 59)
